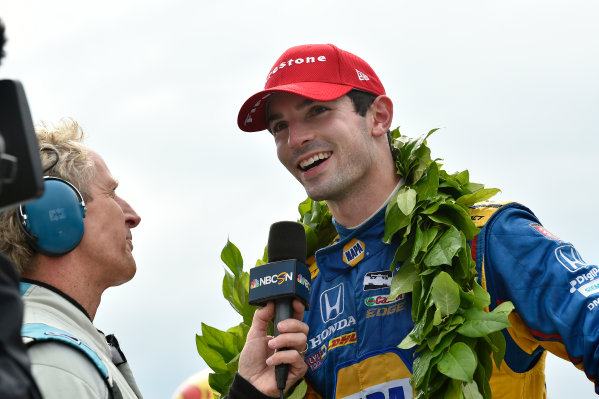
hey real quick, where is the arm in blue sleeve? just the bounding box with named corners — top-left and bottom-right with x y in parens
top-left (483, 205), bottom-right (599, 391)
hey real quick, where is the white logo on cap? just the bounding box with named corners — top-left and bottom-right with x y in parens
top-left (356, 69), bottom-right (370, 81)
top-left (244, 94), bottom-right (272, 126)
top-left (265, 55), bottom-right (328, 84)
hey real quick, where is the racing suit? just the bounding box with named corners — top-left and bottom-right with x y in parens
top-left (20, 280), bottom-right (143, 399)
top-left (302, 201), bottom-right (599, 399)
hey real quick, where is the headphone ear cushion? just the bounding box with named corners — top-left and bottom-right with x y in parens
top-left (22, 178), bottom-right (86, 256)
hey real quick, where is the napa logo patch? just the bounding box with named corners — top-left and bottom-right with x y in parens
top-left (343, 238), bottom-right (365, 266)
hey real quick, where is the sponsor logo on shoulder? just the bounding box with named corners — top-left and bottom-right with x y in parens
top-left (44, 331), bottom-right (81, 344)
top-left (556, 245), bottom-right (588, 272)
top-left (587, 297), bottom-right (599, 311)
top-left (343, 239), bottom-right (365, 267)
top-left (363, 270), bottom-right (392, 291)
top-left (569, 267), bottom-right (599, 294)
top-left (568, 267), bottom-right (599, 310)
top-left (530, 223), bottom-right (562, 241)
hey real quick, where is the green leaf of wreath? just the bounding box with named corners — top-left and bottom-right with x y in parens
top-left (431, 271), bottom-right (461, 316)
top-left (423, 226), bottom-right (462, 267)
top-left (397, 187), bottom-right (417, 215)
top-left (437, 342), bottom-right (476, 382)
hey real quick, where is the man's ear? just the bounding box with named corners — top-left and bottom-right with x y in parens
top-left (370, 95), bottom-right (393, 138)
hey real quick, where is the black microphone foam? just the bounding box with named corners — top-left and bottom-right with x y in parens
top-left (248, 220), bottom-right (310, 309)
top-left (248, 221), bottom-right (310, 395)
top-left (267, 221), bottom-right (306, 263)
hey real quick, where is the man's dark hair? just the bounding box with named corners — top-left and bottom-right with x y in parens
top-left (346, 89), bottom-right (377, 116)
top-left (346, 89), bottom-right (395, 161)
top-left (265, 89), bottom-right (381, 133)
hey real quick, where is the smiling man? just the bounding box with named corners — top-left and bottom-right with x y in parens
top-left (235, 44), bottom-right (599, 398)
top-left (0, 118), bottom-right (143, 399)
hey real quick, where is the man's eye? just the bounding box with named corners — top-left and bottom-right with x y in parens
top-left (272, 122), bottom-right (288, 134)
top-left (309, 105), bottom-right (328, 116)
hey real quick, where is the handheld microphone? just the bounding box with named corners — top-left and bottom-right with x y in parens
top-left (248, 221), bottom-right (310, 397)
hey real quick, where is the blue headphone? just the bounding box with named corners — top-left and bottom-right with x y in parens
top-left (18, 176), bottom-right (86, 256)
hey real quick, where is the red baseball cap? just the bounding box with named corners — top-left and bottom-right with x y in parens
top-left (237, 44), bottom-right (386, 132)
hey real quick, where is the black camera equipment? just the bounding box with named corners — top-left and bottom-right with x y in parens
top-left (0, 18), bottom-right (44, 399)
top-left (0, 23), bottom-right (43, 212)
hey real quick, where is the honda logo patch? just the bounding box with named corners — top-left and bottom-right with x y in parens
top-left (556, 245), bottom-right (587, 272)
top-left (320, 283), bottom-right (344, 323)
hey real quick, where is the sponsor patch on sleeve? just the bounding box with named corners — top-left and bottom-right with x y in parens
top-left (556, 244), bottom-right (588, 272)
top-left (530, 223), bottom-right (562, 241)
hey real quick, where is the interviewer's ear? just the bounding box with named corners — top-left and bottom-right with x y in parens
top-left (370, 95), bottom-right (393, 138)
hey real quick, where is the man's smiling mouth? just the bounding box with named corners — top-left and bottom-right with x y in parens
top-left (299, 152), bottom-right (332, 171)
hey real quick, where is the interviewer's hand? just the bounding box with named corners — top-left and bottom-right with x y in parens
top-left (238, 299), bottom-right (309, 397)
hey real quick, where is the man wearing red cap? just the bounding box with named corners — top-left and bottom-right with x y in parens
top-left (232, 44), bottom-right (599, 399)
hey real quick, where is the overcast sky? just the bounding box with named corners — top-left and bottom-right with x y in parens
top-left (2, 1), bottom-right (598, 398)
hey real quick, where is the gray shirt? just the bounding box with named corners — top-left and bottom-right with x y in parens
top-left (21, 281), bottom-right (143, 399)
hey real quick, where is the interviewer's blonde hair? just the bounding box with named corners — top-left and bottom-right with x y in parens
top-left (0, 118), bottom-right (95, 274)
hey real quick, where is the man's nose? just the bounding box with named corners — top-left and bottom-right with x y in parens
top-left (288, 121), bottom-right (315, 148)
top-left (118, 197), bottom-right (141, 228)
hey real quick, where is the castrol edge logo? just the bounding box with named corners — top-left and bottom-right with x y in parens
top-left (364, 294), bottom-right (404, 307)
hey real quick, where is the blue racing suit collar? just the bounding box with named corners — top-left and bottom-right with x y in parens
top-left (332, 204), bottom-right (387, 241)
top-left (317, 205), bottom-right (392, 281)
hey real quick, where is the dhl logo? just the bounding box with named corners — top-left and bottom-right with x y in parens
top-left (328, 331), bottom-right (357, 350)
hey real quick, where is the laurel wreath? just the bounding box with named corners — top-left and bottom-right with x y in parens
top-left (196, 127), bottom-right (513, 399)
